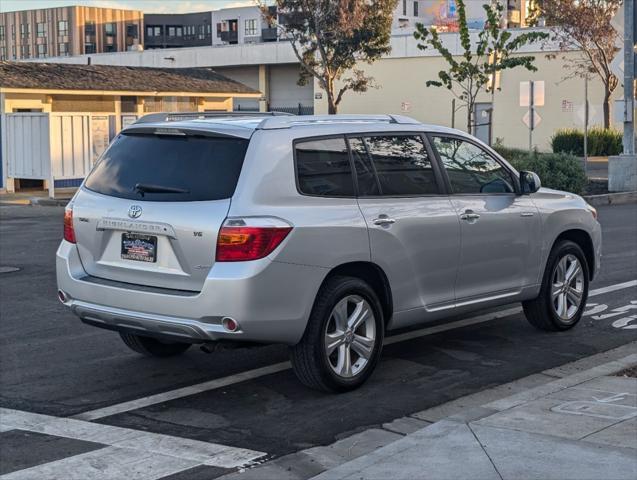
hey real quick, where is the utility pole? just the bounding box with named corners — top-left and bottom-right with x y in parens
top-left (622, 0), bottom-right (635, 155)
top-left (609, 0), bottom-right (637, 192)
top-left (528, 80), bottom-right (535, 151)
top-left (584, 75), bottom-right (589, 176)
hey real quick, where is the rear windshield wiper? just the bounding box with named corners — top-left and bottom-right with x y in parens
top-left (134, 183), bottom-right (190, 196)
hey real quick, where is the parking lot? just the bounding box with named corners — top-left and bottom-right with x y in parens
top-left (1, 203), bottom-right (636, 479)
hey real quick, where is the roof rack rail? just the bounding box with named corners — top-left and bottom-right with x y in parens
top-left (133, 111), bottom-right (294, 125)
top-left (257, 114), bottom-right (421, 130)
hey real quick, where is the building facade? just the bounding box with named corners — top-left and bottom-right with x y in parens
top-left (0, 6), bottom-right (143, 60)
top-left (144, 11), bottom-right (212, 49)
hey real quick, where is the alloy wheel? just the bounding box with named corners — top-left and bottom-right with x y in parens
top-left (551, 254), bottom-right (585, 322)
top-left (324, 295), bottom-right (376, 379)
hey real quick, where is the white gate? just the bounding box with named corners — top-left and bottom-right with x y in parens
top-left (1, 113), bottom-right (94, 197)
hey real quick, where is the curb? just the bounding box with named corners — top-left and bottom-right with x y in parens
top-left (218, 342), bottom-right (637, 480)
top-left (583, 191), bottom-right (637, 206)
top-left (0, 197), bottom-right (71, 207)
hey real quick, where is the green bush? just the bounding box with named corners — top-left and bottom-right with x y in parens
top-left (494, 143), bottom-right (587, 194)
top-left (551, 128), bottom-right (622, 156)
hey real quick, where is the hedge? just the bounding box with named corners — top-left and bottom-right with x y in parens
top-left (551, 128), bottom-right (622, 156)
top-left (493, 143), bottom-right (587, 194)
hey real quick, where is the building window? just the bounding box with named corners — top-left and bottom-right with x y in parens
top-left (402, 0), bottom-right (407, 15)
top-left (11, 24), bottom-right (15, 38)
top-left (58, 20), bottom-right (68, 36)
top-left (413, 1), bottom-right (418, 16)
top-left (37, 43), bottom-right (47, 58)
top-left (198, 24), bottom-right (205, 39)
top-left (167, 25), bottom-right (182, 37)
top-left (126, 24), bottom-right (139, 39)
top-left (20, 44), bottom-right (30, 58)
top-left (0, 25), bottom-right (4, 42)
top-left (20, 23), bottom-right (30, 38)
top-left (58, 42), bottom-right (69, 55)
top-left (146, 25), bottom-right (162, 37)
top-left (105, 23), bottom-right (116, 36)
top-left (216, 23), bottom-right (222, 38)
top-left (245, 19), bottom-right (257, 36)
top-left (37, 22), bottom-right (46, 37)
top-left (0, 46), bottom-right (5, 60)
top-left (85, 43), bottom-right (96, 54)
top-left (11, 45), bottom-right (16, 58)
top-left (85, 20), bottom-right (96, 35)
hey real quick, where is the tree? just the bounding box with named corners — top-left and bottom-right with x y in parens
top-left (262, 0), bottom-right (397, 114)
top-left (531, 0), bottom-right (621, 129)
top-left (414, 0), bottom-right (548, 134)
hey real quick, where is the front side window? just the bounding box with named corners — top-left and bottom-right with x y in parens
top-left (432, 136), bottom-right (515, 194)
top-left (58, 42), bottom-right (68, 55)
top-left (58, 20), bottom-right (68, 36)
top-left (0, 25), bottom-right (5, 41)
top-left (104, 23), bottom-right (116, 36)
top-left (37, 22), bottom-right (46, 37)
top-left (37, 43), bottom-right (47, 57)
top-left (361, 135), bottom-right (439, 196)
top-left (295, 137), bottom-right (355, 197)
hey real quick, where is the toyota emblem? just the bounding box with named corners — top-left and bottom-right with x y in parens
top-left (128, 205), bottom-right (143, 219)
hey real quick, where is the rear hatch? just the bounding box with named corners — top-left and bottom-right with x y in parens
top-left (73, 127), bottom-right (249, 292)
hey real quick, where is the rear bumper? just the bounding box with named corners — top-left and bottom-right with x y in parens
top-left (56, 241), bottom-right (327, 345)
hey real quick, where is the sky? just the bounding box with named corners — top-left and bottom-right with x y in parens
top-left (0, 0), bottom-right (257, 14)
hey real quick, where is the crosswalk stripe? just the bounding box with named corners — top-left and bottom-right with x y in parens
top-left (0, 408), bottom-right (265, 470)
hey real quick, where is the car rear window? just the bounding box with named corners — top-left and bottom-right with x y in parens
top-left (84, 133), bottom-right (248, 202)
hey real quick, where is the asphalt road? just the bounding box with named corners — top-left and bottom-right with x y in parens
top-left (1, 203), bottom-right (636, 477)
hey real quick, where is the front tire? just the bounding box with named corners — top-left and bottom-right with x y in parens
top-left (120, 332), bottom-right (191, 357)
top-left (523, 240), bottom-right (589, 331)
top-left (290, 276), bottom-right (384, 392)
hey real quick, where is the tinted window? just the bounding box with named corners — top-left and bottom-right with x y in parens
top-left (84, 133), bottom-right (248, 202)
top-left (295, 137), bottom-right (355, 197)
top-left (364, 135), bottom-right (438, 195)
top-left (348, 137), bottom-right (380, 196)
top-left (432, 136), bottom-right (515, 194)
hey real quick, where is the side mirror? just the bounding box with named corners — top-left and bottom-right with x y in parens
top-left (520, 171), bottom-right (541, 194)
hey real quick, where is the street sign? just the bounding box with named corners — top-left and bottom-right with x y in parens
top-left (522, 110), bottom-right (541, 129)
top-left (611, 49), bottom-right (625, 79)
top-left (519, 81), bottom-right (545, 107)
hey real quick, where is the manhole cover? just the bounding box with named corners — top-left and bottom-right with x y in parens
top-left (0, 266), bottom-right (20, 274)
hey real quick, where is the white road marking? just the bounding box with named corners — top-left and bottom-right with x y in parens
top-left (0, 408), bottom-right (265, 470)
top-left (73, 279), bottom-right (637, 421)
top-left (0, 446), bottom-right (198, 480)
top-left (588, 279), bottom-right (637, 296)
top-left (74, 362), bottom-right (291, 421)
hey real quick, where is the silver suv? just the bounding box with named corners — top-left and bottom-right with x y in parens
top-left (57, 113), bottom-right (601, 392)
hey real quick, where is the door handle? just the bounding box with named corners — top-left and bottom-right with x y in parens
top-left (373, 217), bottom-right (396, 226)
top-left (460, 211), bottom-right (481, 221)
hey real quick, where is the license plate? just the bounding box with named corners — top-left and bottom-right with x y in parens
top-left (121, 233), bottom-right (157, 263)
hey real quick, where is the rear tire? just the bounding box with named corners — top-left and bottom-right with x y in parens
top-left (120, 332), bottom-right (191, 357)
top-left (290, 275), bottom-right (384, 393)
top-left (523, 240), bottom-right (589, 332)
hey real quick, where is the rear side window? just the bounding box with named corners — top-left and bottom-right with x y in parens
top-left (363, 135), bottom-right (439, 196)
top-left (84, 133), bottom-right (248, 202)
top-left (295, 137), bottom-right (355, 197)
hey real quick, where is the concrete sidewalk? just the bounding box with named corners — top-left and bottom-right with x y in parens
top-left (314, 355), bottom-right (637, 480)
top-left (0, 189), bottom-right (74, 206)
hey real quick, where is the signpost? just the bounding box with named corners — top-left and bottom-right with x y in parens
top-left (520, 80), bottom-right (545, 151)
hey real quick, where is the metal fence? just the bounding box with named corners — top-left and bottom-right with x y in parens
top-left (235, 103), bottom-right (314, 115)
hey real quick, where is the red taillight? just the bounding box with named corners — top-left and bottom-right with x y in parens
top-left (63, 207), bottom-right (76, 243)
top-left (216, 226), bottom-right (292, 262)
